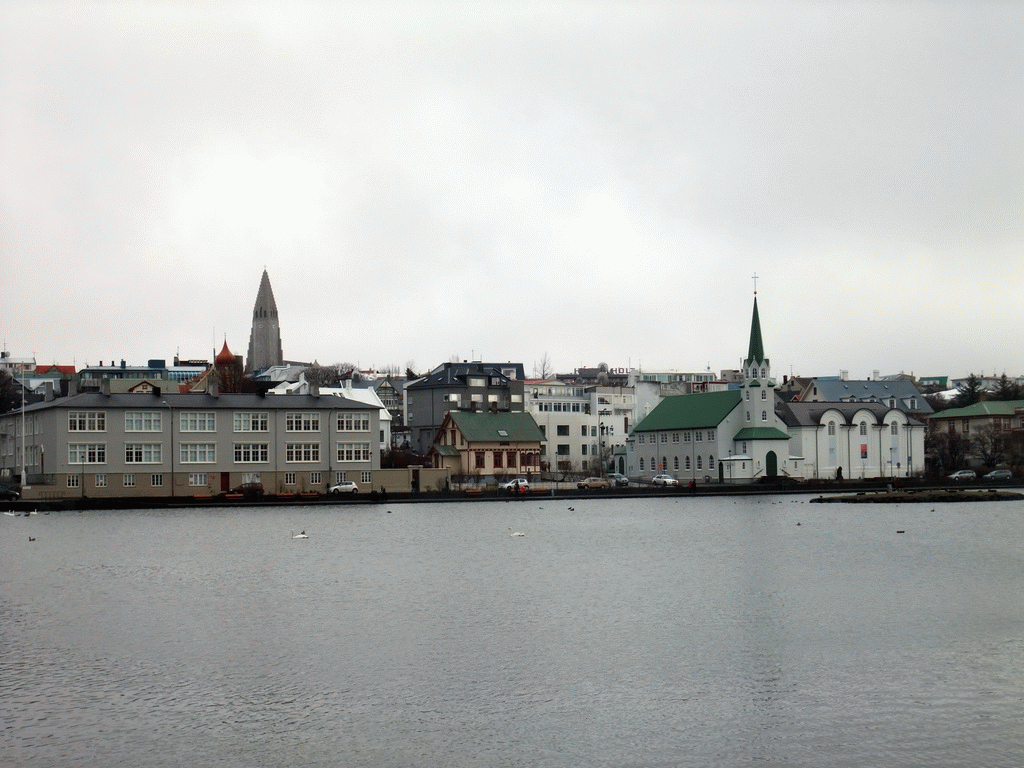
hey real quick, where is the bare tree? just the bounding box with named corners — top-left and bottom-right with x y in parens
top-left (303, 363), bottom-right (357, 388)
top-left (533, 352), bottom-right (554, 380)
top-left (972, 422), bottom-right (1009, 469)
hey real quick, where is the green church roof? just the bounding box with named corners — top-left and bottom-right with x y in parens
top-left (746, 296), bottom-right (767, 366)
top-left (633, 390), bottom-right (742, 432)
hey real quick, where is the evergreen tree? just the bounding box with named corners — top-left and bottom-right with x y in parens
top-left (990, 373), bottom-right (1023, 401)
top-left (951, 373), bottom-right (985, 408)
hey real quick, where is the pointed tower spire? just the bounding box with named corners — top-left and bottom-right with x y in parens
top-left (746, 296), bottom-right (765, 367)
top-left (245, 269), bottom-right (284, 374)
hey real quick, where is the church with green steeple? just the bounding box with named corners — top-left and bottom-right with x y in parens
top-left (628, 295), bottom-right (801, 484)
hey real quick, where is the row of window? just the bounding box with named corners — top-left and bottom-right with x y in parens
top-left (67, 442), bottom-right (374, 464)
top-left (637, 430), bottom-right (716, 444)
top-left (66, 470), bottom-right (375, 488)
top-left (639, 455), bottom-right (716, 472)
top-left (828, 422), bottom-right (901, 436)
top-left (66, 411), bottom-right (373, 433)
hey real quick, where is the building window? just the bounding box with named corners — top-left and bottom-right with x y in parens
top-left (557, 425), bottom-right (570, 436)
top-left (180, 412), bottom-right (216, 432)
top-left (125, 412), bottom-right (162, 431)
top-left (475, 451), bottom-right (485, 469)
top-left (234, 412), bottom-right (269, 432)
top-left (696, 432), bottom-right (703, 442)
top-left (707, 430), bottom-right (715, 441)
top-left (234, 443), bottom-right (269, 462)
top-left (494, 451), bottom-right (504, 468)
top-left (891, 422), bottom-right (898, 435)
top-left (697, 455), bottom-right (703, 470)
top-left (286, 443), bottom-right (321, 462)
top-left (361, 471), bottom-right (372, 484)
top-left (188, 473), bottom-right (209, 486)
top-left (284, 472), bottom-right (296, 485)
top-left (683, 432), bottom-right (691, 443)
top-left (335, 472), bottom-right (347, 483)
top-left (708, 456), bottom-right (715, 471)
top-left (962, 420), bottom-right (969, 433)
top-left (180, 443), bottom-right (216, 463)
top-left (69, 443), bottom-right (106, 464)
top-left (125, 443), bottom-right (162, 463)
top-left (828, 422), bottom-right (836, 436)
top-left (639, 458), bottom-right (645, 471)
top-left (761, 389), bottom-right (767, 400)
top-left (556, 445), bottom-right (570, 456)
top-left (859, 422), bottom-right (867, 436)
top-left (310, 472), bottom-right (322, 485)
top-left (581, 445), bottom-right (588, 456)
top-left (674, 456), bottom-right (679, 470)
top-left (337, 413), bottom-right (370, 432)
top-left (685, 456), bottom-right (691, 470)
top-left (151, 474), bottom-right (164, 487)
top-left (95, 474), bottom-right (107, 487)
top-left (123, 474), bottom-right (136, 487)
top-left (287, 413), bottom-right (321, 432)
top-left (761, 411), bottom-right (768, 421)
top-left (337, 442), bottom-right (371, 462)
top-left (661, 433), bottom-right (668, 443)
top-left (67, 475), bottom-right (80, 488)
top-left (672, 433), bottom-right (680, 443)
top-left (69, 411), bottom-right (106, 431)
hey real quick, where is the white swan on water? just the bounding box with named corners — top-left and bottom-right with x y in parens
top-left (508, 527), bottom-right (525, 537)
top-left (291, 530), bottom-right (309, 539)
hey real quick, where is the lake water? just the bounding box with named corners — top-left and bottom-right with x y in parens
top-left (3, 495), bottom-right (1024, 767)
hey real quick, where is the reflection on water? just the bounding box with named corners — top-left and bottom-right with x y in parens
top-left (3, 497), bottom-right (1024, 767)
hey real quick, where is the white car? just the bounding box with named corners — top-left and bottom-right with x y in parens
top-left (500, 478), bottom-right (530, 492)
top-left (328, 481), bottom-right (359, 494)
top-left (651, 474), bottom-right (679, 486)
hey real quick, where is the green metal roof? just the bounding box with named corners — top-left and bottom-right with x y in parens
top-left (746, 297), bottom-right (766, 366)
top-left (633, 390), bottom-right (741, 432)
top-left (447, 411), bottom-right (545, 443)
top-left (733, 427), bottom-right (791, 441)
top-left (930, 399), bottom-right (1024, 419)
top-left (433, 445), bottom-right (460, 456)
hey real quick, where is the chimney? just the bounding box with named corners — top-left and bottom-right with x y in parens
top-left (100, 379), bottom-right (110, 396)
top-left (44, 381), bottom-right (54, 401)
top-left (208, 379), bottom-right (218, 397)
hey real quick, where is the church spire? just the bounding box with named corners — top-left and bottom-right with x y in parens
top-left (746, 296), bottom-right (765, 367)
top-left (245, 269), bottom-right (284, 374)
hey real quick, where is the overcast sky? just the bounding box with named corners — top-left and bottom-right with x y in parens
top-left (2, 2), bottom-right (1021, 381)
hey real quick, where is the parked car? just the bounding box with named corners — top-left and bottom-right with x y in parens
top-left (500, 478), bottom-right (530, 492)
top-left (0, 486), bottom-right (20, 500)
top-left (228, 482), bottom-right (265, 497)
top-left (577, 477), bottom-right (611, 490)
top-left (651, 474), bottom-right (679, 486)
top-left (607, 472), bottom-right (629, 487)
top-left (947, 470), bottom-right (976, 482)
top-left (328, 480), bottom-right (359, 494)
top-left (982, 469), bottom-right (1013, 482)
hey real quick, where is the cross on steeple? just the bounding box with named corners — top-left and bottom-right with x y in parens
top-left (752, 272), bottom-right (759, 295)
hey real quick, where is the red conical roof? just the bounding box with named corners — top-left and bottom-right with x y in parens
top-left (216, 340), bottom-right (236, 366)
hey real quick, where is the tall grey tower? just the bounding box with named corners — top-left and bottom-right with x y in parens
top-left (245, 269), bottom-right (284, 374)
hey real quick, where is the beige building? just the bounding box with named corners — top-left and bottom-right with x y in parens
top-left (0, 388), bottom-right (385, 500)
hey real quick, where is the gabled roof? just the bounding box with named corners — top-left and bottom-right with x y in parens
top-left (777, 400), bottom-right (926, 428)
top-left (801, 378), bottom-right (932, 413)
top-left (409, 361), bottom-right (524, 389)
top-left (733, 427), bottom-right (791, 441)
top-left (442, 411), bottom-right (544, 443)
top-left (929, 399), bottom-right (1024, 419)
top-left (633, 390), bottom-right (742, 432)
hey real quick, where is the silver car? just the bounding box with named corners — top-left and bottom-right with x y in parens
top-left (651, 474), bottom-right (679, 486)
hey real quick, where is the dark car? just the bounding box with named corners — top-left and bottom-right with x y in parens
top-left (607, 473), bottom-right (630, 487)
top-left (228, 482), bottom-right (265, 497)
top-left (0, 486), bottom-right (20, 500)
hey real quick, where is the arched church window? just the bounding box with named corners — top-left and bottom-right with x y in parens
top-left (859, 422), bottom-right (867, 436)
top-left (828, 422), bottom-right (836, 436)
